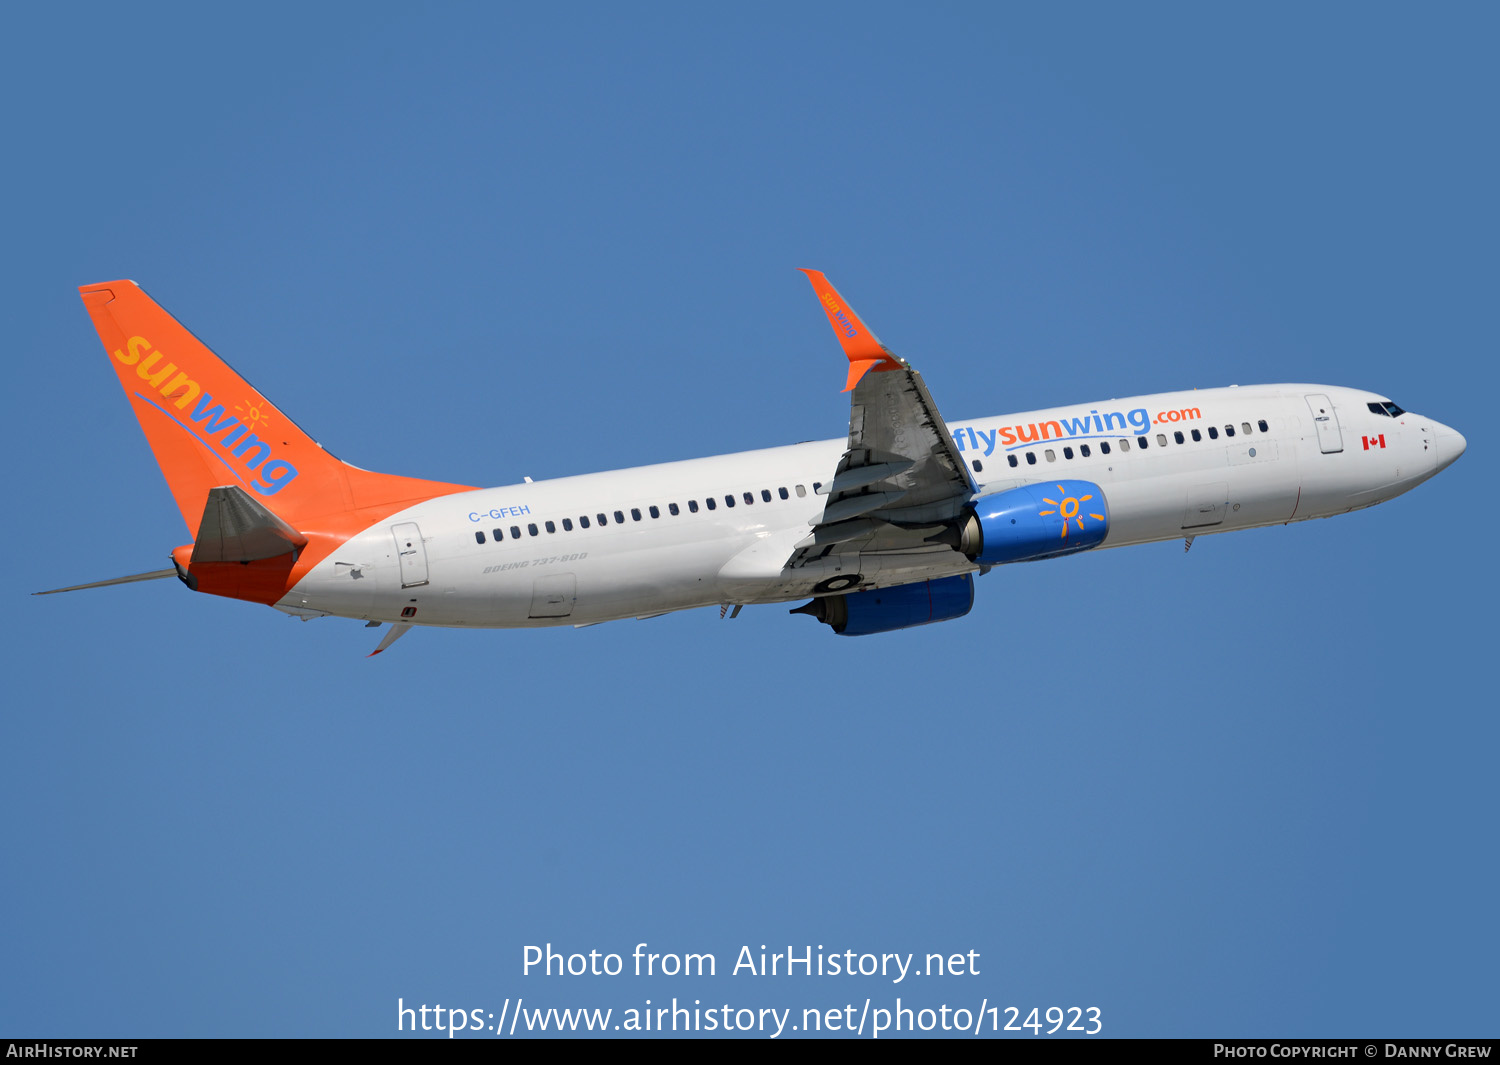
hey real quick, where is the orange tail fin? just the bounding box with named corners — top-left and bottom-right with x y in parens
top-left (80, 281), bottom-right (472, 538)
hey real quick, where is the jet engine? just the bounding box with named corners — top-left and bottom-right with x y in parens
top-left (791, 574), bottom-right (975, 636)
top-left (946, 479), bottom-right (1110, 564)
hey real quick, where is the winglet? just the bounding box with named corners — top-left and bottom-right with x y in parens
top-left (798, 270), bottom-right (905, 391)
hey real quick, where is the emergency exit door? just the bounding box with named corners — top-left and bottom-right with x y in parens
top-left (1182, 482), bottom-right (1228, 529)
top-left (529, 574), bottom-right (576, 618)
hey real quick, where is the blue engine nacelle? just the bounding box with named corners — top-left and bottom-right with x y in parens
top-left (790, 574), bottom-right (975, 636)
top-left (962, 480), bottom-right (1110, 564)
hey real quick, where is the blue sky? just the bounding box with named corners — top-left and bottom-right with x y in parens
top-left (3, 2), bottom-right (1495, 1039)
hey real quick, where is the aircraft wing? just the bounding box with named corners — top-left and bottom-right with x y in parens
top-left (787, 271), bottom-right (978, 573)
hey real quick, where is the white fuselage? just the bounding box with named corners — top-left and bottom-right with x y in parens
top-left (277, 384), bottom-right (1464, 629)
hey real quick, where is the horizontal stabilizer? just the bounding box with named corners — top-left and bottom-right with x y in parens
top-left (368, 623), bottom-right (413, 657)
top-left (34, 569), bottom-right (177, 595)
top-left (191, 485), bottom-right (308, 564)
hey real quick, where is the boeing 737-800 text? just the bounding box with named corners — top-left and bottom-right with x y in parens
top-left (40, 272), bottom-right (1466, 654)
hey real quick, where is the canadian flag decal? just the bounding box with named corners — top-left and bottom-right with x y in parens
top-left (1362, 434), bottom-right (1387, 450)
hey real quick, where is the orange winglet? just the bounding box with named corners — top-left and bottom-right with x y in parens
top-left (798, 269), bottom-right (904, 391)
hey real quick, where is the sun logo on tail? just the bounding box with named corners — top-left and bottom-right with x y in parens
top-left (1039, 484), bottom-right (1104, 539)
top-left (235, 395), bottom-right (272, 429)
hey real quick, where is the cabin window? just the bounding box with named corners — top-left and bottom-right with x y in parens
top-left (1191, 429), bottom-right (1201, 442)
top-left (813, 482), bottom-right (822, 492)
top-left (1045, 449), bottom-right (1056, 462)
top-left (1157, 433), bottom-right (1169, 446)
top-left (511, 525), bottom-right (522, 539)
top-left (648, 505), bottom-right (660, 518)
top-left (795, 485), bottom-right (807, 497)
top-left (706, 497), bottom-right (717, 511)
top-left (1208, 426), bottom-right (1219, 440)
top-left (1242, 422), bottom-right (1252, 435)
top-left (1258, 419), bottom-right (1269, 432)
top-left (759, 489), bottom-right (770, 502)
top-left (1225, 425), bottom-right (1235, 437)
top-left (1137, 435), bottom-right (1148, 449)
top-left (1114, 439), bottom-right (1125, 452)
top-left (493, 528), bottom-right (504, 540)
top-left (1007, 454), bottom-right (1019, 467)
top-left (1063, 446), bottom-right (1074, 459)
top-left (630, 508), bottom-right (641, 521)
top-left (778, 487), bottom-right (789, 499)
top-left (614, 510), bottom-right (625, 524)
top-left (725, 495), bottom-right (735, 508)
top-left (1081, 444), bottom-right (1091, 457)
top-left (972, 459), bottom-right (983, 472)
top-left (1173, 431), bottom-right (1185, 444)
top-left (688, 500), bottom-right (699, 513)
top-left (597, 513), bottom-right (608, 526)
top-left (580, 516), bottom-right (590, 529)
top-left (545, 520), bottom-right (556, 533)
top-left (743, 492), bottom-right (754, 505)
top-left (475, 531), bottom-right (486, 544)
top-left (528, 523), bottom-right (539, 536)
top-left (562, 518), bottom-right (573, 531)
top-left (1025, 452), bottom-right (1037, 465)
top-left (668, 502), bottom-right (679, 515)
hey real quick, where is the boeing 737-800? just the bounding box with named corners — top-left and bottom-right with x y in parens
top-left (40, 272), bottom-right (1466, 654)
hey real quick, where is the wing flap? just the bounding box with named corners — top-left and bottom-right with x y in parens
top-left (814, 490), bottom-right (909, 526)
top-left (817, 460), bottom-right (915, 496)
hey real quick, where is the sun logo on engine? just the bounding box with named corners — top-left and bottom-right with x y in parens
top-left (1039, 484), bottom-right (1104, 539)
top-left (235, 395), bottom-right (271, 429)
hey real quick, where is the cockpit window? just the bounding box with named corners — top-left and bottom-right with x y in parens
top-left (1384, 401), bottom-right (1406, 417)
top-left (1370, 400), bottom-right (1406, 417)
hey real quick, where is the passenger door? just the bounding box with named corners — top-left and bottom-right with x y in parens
top-left (391, 522), bottom-right (429, 588)
top-left (1305, 394), bottom-right (1344, 454)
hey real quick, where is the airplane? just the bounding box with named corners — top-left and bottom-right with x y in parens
top-left (39, 272), bottom-right (1466, 654)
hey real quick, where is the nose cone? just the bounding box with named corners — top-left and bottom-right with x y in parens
top-left (1433, 423), bottom-right (1467, 472)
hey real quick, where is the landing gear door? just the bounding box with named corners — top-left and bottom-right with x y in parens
top-left (392, 522), bottom-right (429, 588)
top-left (1306, 394), bottom-right (1344, 454)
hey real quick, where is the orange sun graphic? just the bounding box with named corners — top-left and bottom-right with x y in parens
top-left (1038, 484), bottom-right (1105, 539)
top-left (234, 396), bottom-right (272, 429)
